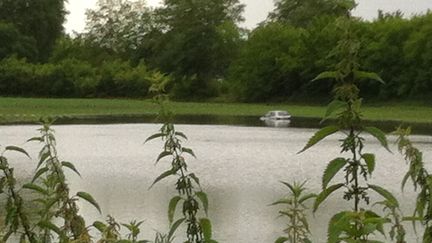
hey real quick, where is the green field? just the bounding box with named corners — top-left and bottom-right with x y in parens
top-left (0, 97), bottom-right (431, 124)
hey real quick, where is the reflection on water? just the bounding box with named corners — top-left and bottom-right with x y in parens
top-left (49, 114), bottom-right (432, 135)
top-left (263, 119), bottom-right (291, 128)
top-left (1, 124), bottom-right (431, 242)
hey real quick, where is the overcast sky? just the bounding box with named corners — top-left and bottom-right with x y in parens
top-left (64, 0), bottom-right (432, 34)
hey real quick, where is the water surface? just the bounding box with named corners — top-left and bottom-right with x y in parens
top-left (1, 124), bottom-right (431, 242)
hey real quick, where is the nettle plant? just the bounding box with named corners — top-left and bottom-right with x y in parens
top-left (146, 80), bottom-right (216, 243)
top-left (271, 181), bottom-right (316, 243)
top-left (0, 144), bottom-right (35, 242)
top-left (394, 127), bottom-right (432, 242)
top-left (26, 118), bottom-right (100, 243)
top-left (0, 119), bottom-right (100, 243)
top-left (299, 18), bottom-right (406, 242)
top-left (1, 119), bottom-right (163, 243)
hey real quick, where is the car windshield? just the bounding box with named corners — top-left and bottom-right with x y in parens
top-left (277, 111), bottom-right (289, 116)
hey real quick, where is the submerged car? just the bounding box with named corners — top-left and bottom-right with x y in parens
top-left (260, 110), bottom-right (291, 121)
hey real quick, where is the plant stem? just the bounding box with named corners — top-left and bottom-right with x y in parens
top-left (2, 167), bottom-right (35, 242)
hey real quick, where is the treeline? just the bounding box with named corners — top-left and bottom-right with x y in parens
top-left (1, 0), bottom-right (432, 102)
top-left (230, 12), bottom-right (432, 101)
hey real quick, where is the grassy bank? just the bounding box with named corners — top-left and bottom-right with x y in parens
top-left (0, 97), bottom-right (431, 124)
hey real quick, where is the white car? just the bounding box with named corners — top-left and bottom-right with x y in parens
top-left (260, 110), bottom-right (291, 121)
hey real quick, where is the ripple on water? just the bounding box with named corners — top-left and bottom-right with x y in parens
top-left (1, 124), bottom-right (431, 242)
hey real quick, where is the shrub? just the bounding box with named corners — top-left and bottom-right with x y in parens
top-left (0, 57), bottom-right (156, 98)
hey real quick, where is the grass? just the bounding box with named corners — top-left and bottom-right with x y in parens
top-left (0, 97), bottom-right (431, 124)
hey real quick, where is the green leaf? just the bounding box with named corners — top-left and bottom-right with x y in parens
top-left (168, 217), bottom-right (185, 240)
top-left (150, 169), bottom-right (175, 188)
top-left (76, 192), bottom-right (101, 213)
top-left (424, 226), bottom-right (432, 243)
top-left (311, 71), bottom-right (340, 82)
top-left (327, 211), bottom-right (350, 243)
top-left (401, 172), bottom-right (410, 191)
top-left (168, 196), bottom-right (182, 224)
top-left (298, 193), bottom-right (317, 204)
top-left (45, 196), bottom-right (61, 211)
top-left (27, 137), bottom-right (43, 142)
top-left (322, 158), bottom-right (347, 189)
top-left (364, 210), bottom-right (388, 235)
top-left (298, 126), bottom-right (339, 153)
top-left (354, 71), bottom-right (385, 84)
top-left (196, 191), bottom-right (209, 215)
top-left (362, 153), bottom-right (375, 175)
top-left (175, 131), bottom-right (188, 140)
top-left (189, 173), bottom-right (200, 186)
top-left (363, 127), bottom-right (390, 152)
top-left (23, 183), bottom-right (48, 195)
top-left (92, 221), bottom-right (107, 233)
top-left (280, 181), bottom-right (295, 194)
top-left (31, 167), bottom-right (49, 182)
top-left (322, 100), bottom-right (347, 122)
top-left (5, 146), bottom-right (30, 158)
top-left (38, 221), bottom-right (62, 236)
top-left (313, 183), bottom-right (344, 213)
top-left (270, 198), bottom-right (293, 206)
top-left (156, 151), bottom-right (172, 164)
top-left (36, 151), bottom-right (50, 169)
top-left (182, 147), bottom-right (196, 158)
top-left (61, 161), bottom-right (81, 177)
top-left (401, 216), bottom-right (422, 222)
top-left (368, 184), bottom-right (399, 207)
top-left (199, 218), bottom-right (212, 240)
top-left (275, 237), bottom-right (288, 243)
top-left (144, 133), bottom-right (165, 143)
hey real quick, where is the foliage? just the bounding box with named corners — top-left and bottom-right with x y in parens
top-left (0, 56), bottom-right (156, 98)
top-left (27, 118), bottom-right (103, 242)
top-left (394, 127), bottom-right (432, 241)
top-left (228, 23), bottom-right (305, 101)
top-left (271, 181), bottom-right (315, 243)
top-left (299, 17), bottom-right (402, 242)
top-left (0, 0), bottom-right (66, 61)
top-left (0, 144), bottom-right (35, 242)
top-left (0, 21), bottom-right (37, 60)
top-left (146, 77), bottom-right (217, 242)
top-left (0, 119), bottom-right (186, 242)
top-left (149, 0), bottom-right (245, 99)
top-left (228, 11), bottom-right (432, 102)
top-left (83, 0), bottom-right (155, 57)
top-left (267, 0), bottom-right (355, 27)
top-left (326, 210), bottom-right (388, 242)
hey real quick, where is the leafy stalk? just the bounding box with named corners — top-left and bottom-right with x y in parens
top-left (394, 127), bottom-right (431, 241)
top-left (272, 181), bottom-right (315, 243)
top-left (0, 147), bottom-right (36, 242)
top-left (147, 76), bottom-right (216, 243)
top-left (28, 119), bottom-right (99, 242)
top-left (300, 16), bottom-right (398, 241)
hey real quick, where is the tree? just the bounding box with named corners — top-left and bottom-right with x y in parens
top-left (267, 0), bottom-right (355, 27)
top-left (401, 13), bottom-right (432, 98)
top-left (360, 14), bottom-right (413, 99)
top-left (228, 23), bottom-right (305, 101)
top-left (0, 0), bottom-right (66, 61)
top-left (0, 21), bottom-right (37, 60)
top-left (84, 0), bottom-right (155, 57)
top-left (151, 0), bottom-right (245, 98)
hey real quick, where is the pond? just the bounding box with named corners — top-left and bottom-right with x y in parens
top-left (1, 124), bottom-right (431, 242)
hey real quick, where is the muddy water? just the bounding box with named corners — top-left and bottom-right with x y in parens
top-left (1, 124), bottom-right (431, 242)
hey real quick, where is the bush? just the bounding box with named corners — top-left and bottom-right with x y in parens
top-left (0, 57), bottom-right (155, 98)
top-left (96, 60), bottom-right (151, 98)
